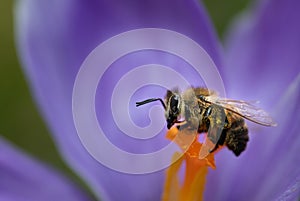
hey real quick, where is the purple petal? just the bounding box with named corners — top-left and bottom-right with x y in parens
top-left (15, 0), bottom-right (222, 200)
top-left (0, 137), bottom-right (91, 201)
top-left (206, 0), bottom-right (300, 200)
top-left (223, 0), bottom-right (300, 108)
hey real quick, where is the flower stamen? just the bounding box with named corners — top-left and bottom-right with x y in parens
top-left (162, 127), bottom-right (217, 201)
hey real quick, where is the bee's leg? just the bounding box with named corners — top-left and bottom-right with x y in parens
top-left (206, 105), bottom-right (227, 152)
top-left (206, 126), bottom-right (224, 153)
top-left (209, 144), bottom-right (219, 153)
top-left (177, 118), bottom-right (197, 131)
top-left (175, 121), bottom-right (187, 130)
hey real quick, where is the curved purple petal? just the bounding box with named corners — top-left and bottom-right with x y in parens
top-left (0, 137), bottom-right (91, 201)
top-left (206, 0), bottom-right (300, 200)
top-left (223, 0), bottom-right (300, 107)
top-left (15, 0), bottom-right (222, 200)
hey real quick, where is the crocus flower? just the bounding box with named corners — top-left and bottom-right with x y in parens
top-left (9, 0), bottom-right (300, 200)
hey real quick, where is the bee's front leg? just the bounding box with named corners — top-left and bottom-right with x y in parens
top-left (177, 117), bottom-right (199, 132)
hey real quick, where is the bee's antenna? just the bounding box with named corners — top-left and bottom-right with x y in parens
top-left (136, 98), bottom-right (166, 110)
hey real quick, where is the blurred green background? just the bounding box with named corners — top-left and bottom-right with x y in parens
top-left (0, 0), bottom-right (250, 197)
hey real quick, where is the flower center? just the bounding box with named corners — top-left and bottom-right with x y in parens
top-left (161, 127), bottom-right (217, 201)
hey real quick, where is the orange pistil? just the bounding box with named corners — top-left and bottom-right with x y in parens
top-left (162, 127), bottom-right (217, 201)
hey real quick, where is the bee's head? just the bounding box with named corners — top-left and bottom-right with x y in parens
top-left (166, 94), bottom-right (181, 129)
top-left (135, 89), bottom-right (183, 130)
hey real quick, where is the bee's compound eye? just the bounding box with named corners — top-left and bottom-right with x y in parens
top-left (170, 95), bottom-right (179, 113)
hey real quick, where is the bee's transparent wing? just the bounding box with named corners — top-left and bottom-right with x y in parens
top-left (206, 97), bottom-right (277, 126)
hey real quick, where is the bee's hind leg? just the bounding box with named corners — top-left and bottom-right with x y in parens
top-left (209, 144), bottom-right (219, 153)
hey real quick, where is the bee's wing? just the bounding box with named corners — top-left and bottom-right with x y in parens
top-left (205, 97), bottom-right (277, 126)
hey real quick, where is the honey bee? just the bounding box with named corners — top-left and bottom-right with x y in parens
top-left (136, 87), bottom-right (276, 157)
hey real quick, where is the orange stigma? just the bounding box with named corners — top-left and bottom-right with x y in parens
top-left (162, 127), bottom-right (217, 201)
